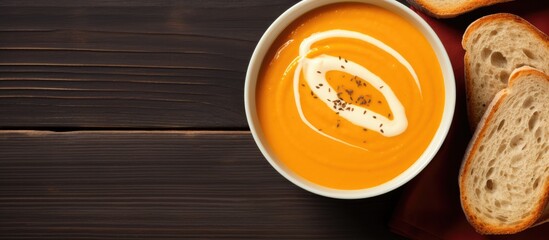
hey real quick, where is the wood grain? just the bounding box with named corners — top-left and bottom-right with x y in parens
top-left (0, 1), bottom-right (298, 128)
top-left (0, 1), bottom-right (410, 239)
top-left (0, 131), bottom-right (405, 239)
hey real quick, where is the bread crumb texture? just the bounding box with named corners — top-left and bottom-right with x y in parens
top-left (462, 70), bottom-right (549, 234)
top-left (464, 14), bottom-right (549, 128)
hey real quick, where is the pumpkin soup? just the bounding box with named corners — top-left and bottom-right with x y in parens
top-left (256, 2), bottom-right (445, 190)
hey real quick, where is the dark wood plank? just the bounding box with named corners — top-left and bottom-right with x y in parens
top-left (0, 130), bottom-right (405, 239)
top-left (0, 0), bottom-right (294, 7)
top-left (0, 1), bottom-right (297, 128)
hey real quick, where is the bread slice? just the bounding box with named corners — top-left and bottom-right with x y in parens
top-left (459, 66), bottom-right (549, 234)
top-left (407, 0), bottom-right (512, 18)
top-left (463, 13), bottom-right (549, 129)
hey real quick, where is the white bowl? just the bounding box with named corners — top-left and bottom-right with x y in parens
top-left (244, 0), bottom-right (455, 199)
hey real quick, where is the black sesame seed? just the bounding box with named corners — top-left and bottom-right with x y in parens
top-left (317, 71), bottom-right (321, 74)
top-left (341, 65), bottom-right (345, 69)
top-left (319, 83), bottom-right (323, 86)
top-left (380, 129), bottom-right (384, 133)
top-left (373, 116), bottom-right (377, 119)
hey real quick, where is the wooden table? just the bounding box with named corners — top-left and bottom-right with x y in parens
top-left (0, 1), bottom-right (408, 238)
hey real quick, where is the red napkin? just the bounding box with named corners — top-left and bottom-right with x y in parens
top-left (390, 1), bottom-right (549, 239)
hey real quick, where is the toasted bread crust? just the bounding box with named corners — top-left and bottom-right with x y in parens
top-left (462, 13), bottom-right (549, 49)
top-left (462, 13), bottom-right (549, 130)
top-left (460, 87), bottom-right (512, 234)
top-left (407, 0), bottom-right (512, 18)
top-left (463, 52), bottom-right (475, 131)
top-left (459, 67), bottom-right (549, 234)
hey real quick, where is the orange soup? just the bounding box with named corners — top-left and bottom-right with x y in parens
top-left (256, 3), bottom-right (445, 190)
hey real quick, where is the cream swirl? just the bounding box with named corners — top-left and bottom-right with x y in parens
top-left (293, 29), bottom-right (421, 147)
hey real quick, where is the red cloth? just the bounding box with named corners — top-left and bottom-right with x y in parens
top-left (390, 1), bottom-right (549, 239)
